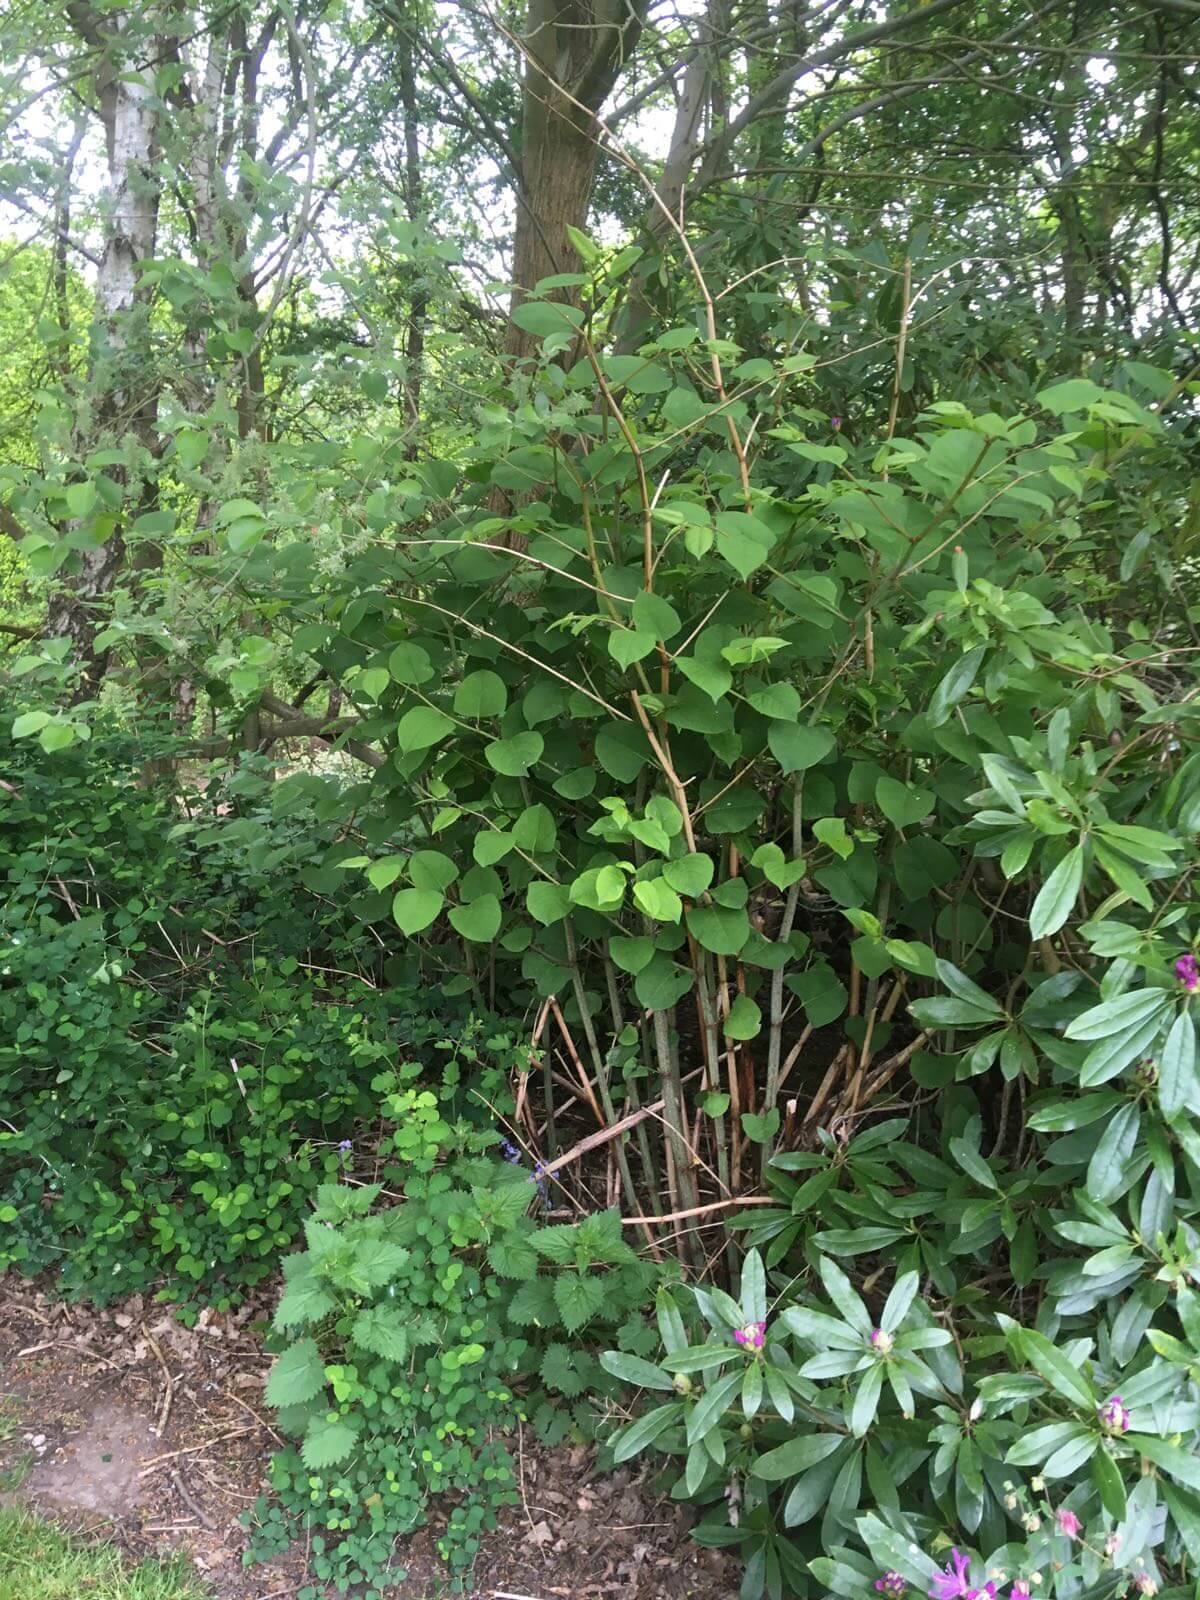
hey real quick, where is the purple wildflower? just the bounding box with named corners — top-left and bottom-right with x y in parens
top-left (500, 1139), bottom-right (522, 1163)
top-left (732, 1320), bottom-right (766, 1351)
top-left (1010, 1585), bottom-right (1031, 1599)
top-left (831, 415), bottom-right (842, 431)
top-left (337, 1139), bottom-right (353, 1154)
top-left (871, 1328), bottom-right (894, 1355)
top-left (928, 1550), bottom-right (997, 1600)
top-left (1099, 1394), bottom-right (1131, 1435)
top-left (1056, 1509), bottom-right (1082, 1540)
top-left (1175, 954), bottom-right (1200, 993)
top-left (875, 1573), bottom-right (907, 1598)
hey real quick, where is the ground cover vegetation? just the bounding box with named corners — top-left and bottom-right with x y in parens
top-left (2, 0), bottom-right (1200, 1594)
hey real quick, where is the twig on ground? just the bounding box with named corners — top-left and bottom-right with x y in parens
top-left (142, 1323), bottom-right (174, 1436)
top-left (516, 1420), bottom-right (537, 1536)
top-left (138, 1426), bottom-right (256, 1476)
top-left (169, 1466), bottom-right (215, 1529)
top-left (15, 1341), bottom-right (123, 1371)
top-left (222, 1385), bottom-right (284, 1444)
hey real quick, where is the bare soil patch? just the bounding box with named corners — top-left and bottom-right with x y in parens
top-left (0, 1279), bottom-right (736, 1598)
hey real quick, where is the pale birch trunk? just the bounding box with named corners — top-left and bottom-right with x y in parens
top-left (49, 8), bottom-right (162, 689)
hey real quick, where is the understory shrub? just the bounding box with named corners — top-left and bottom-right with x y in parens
top-left (0, 730), bottom-right (517, 1302)
top-left (250, 1151), bottom-right (661, 1595)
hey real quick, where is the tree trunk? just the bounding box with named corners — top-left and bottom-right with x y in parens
top-left (506, 0), bottom-right (648, 358)
top-left (396, 5), bottom-right (427, 438)
top-left (48, 9), bottom-right (162, 690)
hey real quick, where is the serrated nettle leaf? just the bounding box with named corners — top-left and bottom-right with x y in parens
top-left (266, 1337), bottom-right (326, 1408)
top-left (301, 1412), bottom-right (361, 1469)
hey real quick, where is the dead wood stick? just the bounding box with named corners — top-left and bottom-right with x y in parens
top-left (222, 1386), bottom-right (284, 1445)
top-left (170, 1466), bottom-right (215, 1530)
top-left (800, 1044), bottom-right (850, 1129)
top-left (548, 998), bottom-right (606, 1126)
top-left (15, 1340), bottom-right (122, 1371)
top-left (536, 1098), bottom-right (665, 1182)
top-left (138, 1426), bottom-right (256, 1476)
top-left (142, 1323), bottom-right (174, 1437)
top-left (620, 1196), bottom-right (780, 1228)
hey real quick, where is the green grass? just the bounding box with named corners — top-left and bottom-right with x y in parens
top-left (0, 1396), bottom-right (32, 1492)
top-left (0, 1508), bottom-right (212, 1600)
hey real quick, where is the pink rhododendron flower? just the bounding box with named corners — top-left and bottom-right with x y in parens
top-left (928, 1549), bottom-right (997, 1600)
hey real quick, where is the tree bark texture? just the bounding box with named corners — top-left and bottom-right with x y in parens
top-left (48, 9), bottom-right (162, 687)
top-left (507, 0), bottom-right (647, 358)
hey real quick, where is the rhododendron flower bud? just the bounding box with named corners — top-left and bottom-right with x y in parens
top-left (1099, 1394), bottom-right (1131, 1434)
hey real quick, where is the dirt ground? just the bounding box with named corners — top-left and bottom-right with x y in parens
top-left (0, 1280), bottom-right (738, 1598)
